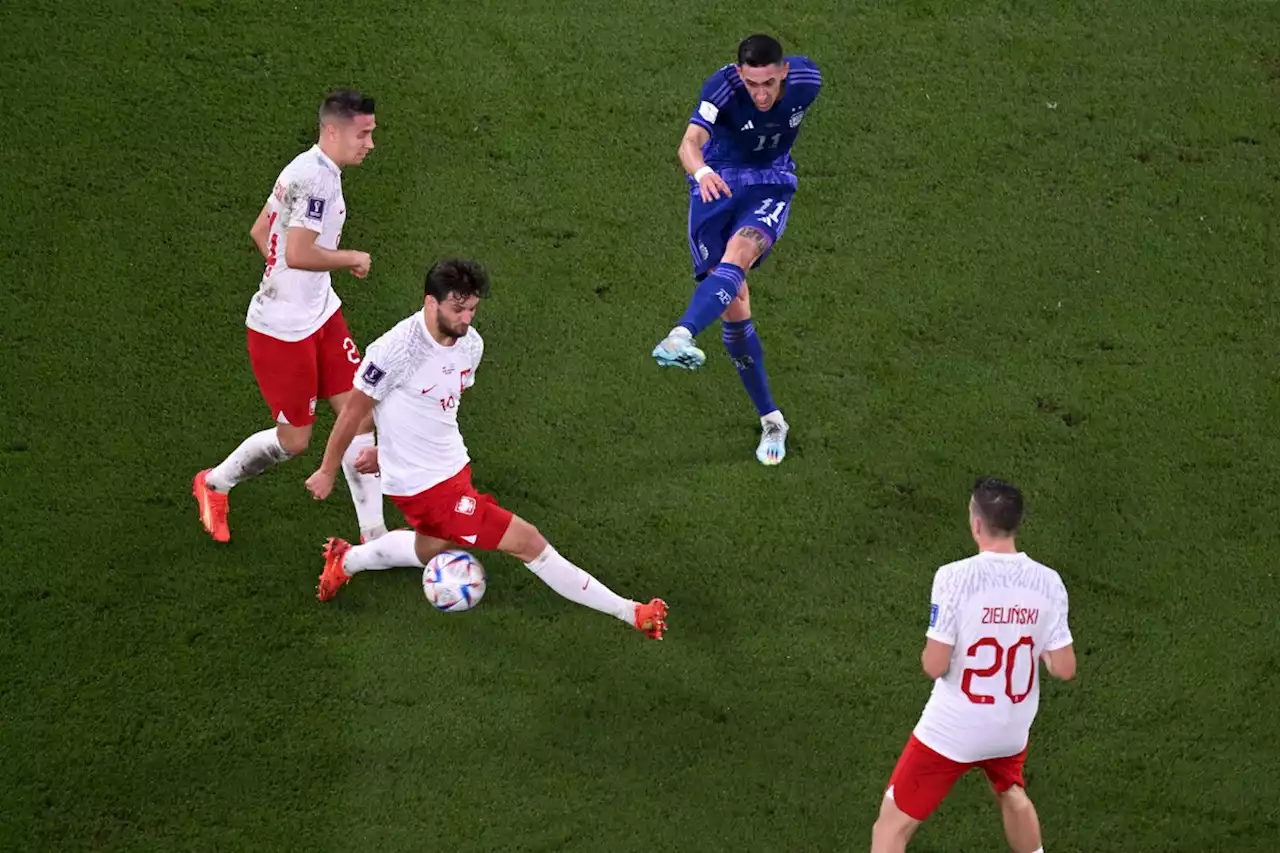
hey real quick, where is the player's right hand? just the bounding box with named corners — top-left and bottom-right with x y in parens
top-left (305, 468), bottom-right (336, 501)
top-left (349, 251), bottom-right (372, 279)
top-left (698, 170), bottom-right (732, 203)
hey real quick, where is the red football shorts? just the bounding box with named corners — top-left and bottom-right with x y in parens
top-left (885, 734), bottom-right (1028, 821)
top-left (388, 465), bottom-right (514, 551)
top-left (246, 310), bottom-right (362, 427)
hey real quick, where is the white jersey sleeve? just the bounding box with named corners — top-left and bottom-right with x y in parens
top-left (1044, 572), bottom-right (1073, 651)
top-left (926, 565), bottom-right (961, 646)
top-left (283, 166), bottom-right (340, 234)
top-left (458, 329), bottom-right (484, 389)
top-left (354, 328), bottom-right (417, 402)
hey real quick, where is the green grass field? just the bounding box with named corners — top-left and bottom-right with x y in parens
top-left (4, 0), bottom-right (1279, 850)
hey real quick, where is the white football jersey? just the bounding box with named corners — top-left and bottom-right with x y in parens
top-left (353, 312), bottom-right (484, 496)
top-left (245, 145), bottom-right (347, 341)
top-left (912, 551), bottom-right (1073, 763)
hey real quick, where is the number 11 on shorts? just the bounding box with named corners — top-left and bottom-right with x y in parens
top-left (754, 198), bottom-right (786, 228)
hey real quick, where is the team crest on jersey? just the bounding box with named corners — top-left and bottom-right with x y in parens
top-left (306, 197), bottom-right (326, 220)
top-left (789, 109), bottom-right (805, 128)
top-left (361, 362), bottom-right (386, 386)
top-left (455, 496), bottom-right (476, 516)
top-left (929, 603), bottom-right (939, 627)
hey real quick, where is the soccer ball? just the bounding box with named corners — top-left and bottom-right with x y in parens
top-left (422, 550), bottom-right (486, 612)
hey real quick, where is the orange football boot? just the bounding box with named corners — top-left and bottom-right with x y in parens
top-left (317, 537), bottom-right (353, 601)
top-left (192, 469), bottom-right (230, 543)
top-left (634, 598), bottom-right (669, 640)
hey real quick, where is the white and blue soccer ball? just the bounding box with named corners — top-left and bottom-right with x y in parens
top-left (422, 550), bottom-right (486, 612)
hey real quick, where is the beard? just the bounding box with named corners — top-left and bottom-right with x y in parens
top-left (438, 318), bottom-right (469, 340)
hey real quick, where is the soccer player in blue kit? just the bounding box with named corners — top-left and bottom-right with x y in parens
top-left (652, 34), bottom-right (822, 466)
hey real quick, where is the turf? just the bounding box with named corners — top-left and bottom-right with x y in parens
top-left (2, 0), bottom-right (1278, 850)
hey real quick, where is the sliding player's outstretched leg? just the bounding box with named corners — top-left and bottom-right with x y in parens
top-left (500, 515), bottom-right (668, 639)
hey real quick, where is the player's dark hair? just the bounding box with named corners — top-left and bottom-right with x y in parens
top-left (738, 34), bottom-right (784, 67)
top-left (319, 90), bottom-right (375, 125)
top-left (971, 477), bottom-right (1024, 536)
top-left (424, 259), bottom-right (491, 302)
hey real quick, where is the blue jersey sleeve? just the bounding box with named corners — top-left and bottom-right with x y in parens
top-left (786, 56), bottom-right (823, 107)
top-left (687, 65), bottom-right (739, 133)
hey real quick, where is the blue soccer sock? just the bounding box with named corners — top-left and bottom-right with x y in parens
top-left (677, 263), bottom-right (745, 337)
top-left (723, 319), bottom-right (778, 418)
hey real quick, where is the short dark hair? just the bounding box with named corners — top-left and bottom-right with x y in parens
top-left (738, 34), bottom-right (784, 67)
top-left (971, 477), bottom-right (1024, 536)
top-left (319, 90), bottom-right (375, 126)
top-left (424, 259), bottom-right (491, 302)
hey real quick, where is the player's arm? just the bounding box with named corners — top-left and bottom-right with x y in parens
top-left (249, 202), bottom-right (272, 258)
top-left (921, 639), bottom-right (953, 679)
top-left (282, 177), bottom-right (371, 278)
top-left (318, 390), bottom-right (375, 478)
top-left (679, 123), bottom-right (731, 202)
top-left (1040, 645), bottom-right (1076, 681)
top-left (921, 569), bottom-right (957, 679)
top-left (285, 228), bottom-right (370, 278)
top-left (305, 390), bottom-right (375, 500)
top-left (1040, 579), bottom-right (1077, 681)
top-left (678, 123), bottom-right (711, 177)
top-left (307, 344), bottom-right (401, 499)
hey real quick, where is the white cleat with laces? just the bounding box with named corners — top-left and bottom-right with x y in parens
top-left (756, 416), bottom-right (789, 466)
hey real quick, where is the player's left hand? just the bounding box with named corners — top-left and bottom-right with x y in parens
top-left (353, 447), bottom-right (380, 475)
top-left (306, 468), bottom-right (337, 501)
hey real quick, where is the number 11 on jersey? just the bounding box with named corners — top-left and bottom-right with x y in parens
top-left (752, 133), bottom-right (782, 151)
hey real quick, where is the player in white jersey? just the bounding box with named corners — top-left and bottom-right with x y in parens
top-left (192, 90), bottom-right (387, 546)
top-left (304, 259), bottom-right (669, 640)
top-left (871, 478), bottom-right (1077, 853)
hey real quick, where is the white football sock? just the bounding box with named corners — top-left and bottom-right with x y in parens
top-left (342, 432), bottom-right (386, 539)
top-left (344, 530), bottom-right (422, 575)
top-left (761, 410), bottom-right (786, 427)
top-left (524, 544), bottom-right (635, 623)
top-left (206, 428), bottom-right (292, 492)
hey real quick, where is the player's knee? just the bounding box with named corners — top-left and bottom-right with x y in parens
top-left (502, 517), bottom-right (548, 563)
top-left (998, 785), bottom-right (1034, 813)
top-left (871, 814), bottom-right (911, 848)
top-left (724, 228), bottom-right (769, 267)
top-left (276, 427), bottom-right (310, 456)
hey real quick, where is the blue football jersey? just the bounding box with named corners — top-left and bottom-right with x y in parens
top-left (687, 55), bottom-right (822, 189)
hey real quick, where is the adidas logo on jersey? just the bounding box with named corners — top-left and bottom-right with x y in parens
top-left (740, 120), bottom-right (755, 131)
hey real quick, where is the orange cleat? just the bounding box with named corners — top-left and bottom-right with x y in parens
top-left (192, 469), bottom-right (230, 543)
top-left (634, 598), bottom-right (668, 640)
top-left (317, 538), bottom-right (354, 602)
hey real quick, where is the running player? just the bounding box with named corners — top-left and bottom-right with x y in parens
top-left (193, 90), bottom-right (386, 544)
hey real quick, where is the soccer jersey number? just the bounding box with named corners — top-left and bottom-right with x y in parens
top-left (960, 636), bottom-right (1037, 705)
top-left (753, 198), bottom-right (788, 228)
top-left (752, 133), bottom-right (782, 152)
